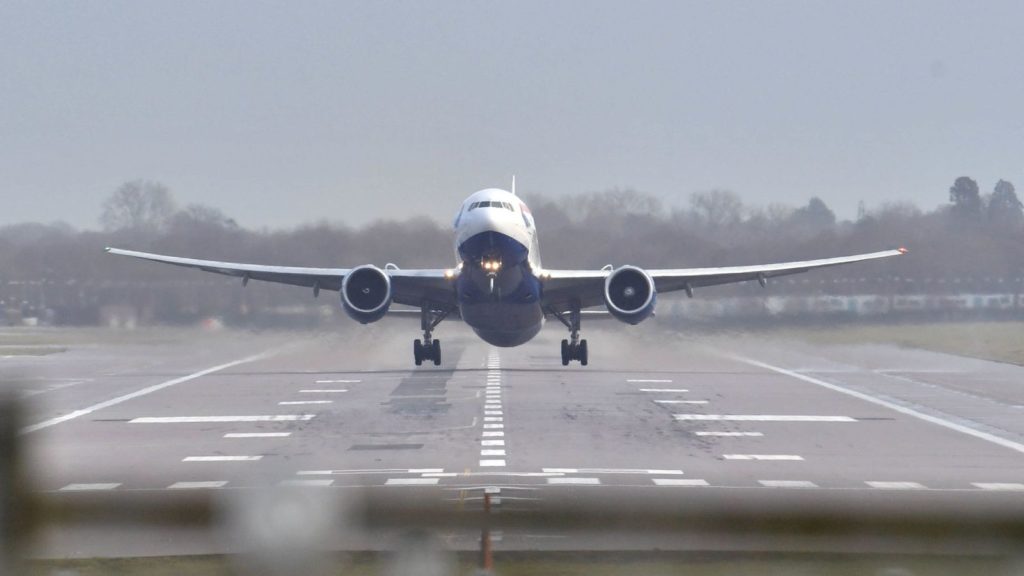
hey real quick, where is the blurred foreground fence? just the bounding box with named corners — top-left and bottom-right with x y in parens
top-left (3, 395), bottom-right (1024, 575)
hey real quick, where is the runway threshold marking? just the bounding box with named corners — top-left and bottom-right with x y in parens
top-left (20, 350), bottom-right (274, 434)
top-left (675, 415), bottom-right (855, 422)
top-left (730, 354), bottom-right (1024, 456)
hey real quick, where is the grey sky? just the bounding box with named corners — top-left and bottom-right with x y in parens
top-left (2, 1), bottom-right (1022, 229)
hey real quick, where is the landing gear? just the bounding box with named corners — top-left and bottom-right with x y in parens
top-left (414, 338), bottom-right (441, 366)
top-left (551, 302), bottom-right (588, 366)
top-left (560, 337), bottom-right (588, 366)
top-left (413, 303), bottom-right (450, 366)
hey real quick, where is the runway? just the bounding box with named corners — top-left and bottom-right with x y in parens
top-left (5, 322), bottom-right (1024, 557)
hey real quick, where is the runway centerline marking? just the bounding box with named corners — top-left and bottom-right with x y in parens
top-left (278, 400), bottom-right (333, 405)
top-left (655, 400), bottom-right (708, 405)
top-left (300, 389), bottom-right (347, 393)
top-left (730, 353), bottom-right (1024, 456)
top-left (675, 415), bottom-right (855, 422)
top-left (628, 379), bottom-right (673, 383)
top-left (132, 415), bottom-right (315, 423)
top-left (224, 432), bottom-right (291, 438)
top-left (21, 350), bottom-right (275, 434)
top-left (479, 459), bottom-right (507, 467)
top-left (639, 389), bottom-right (689, 393)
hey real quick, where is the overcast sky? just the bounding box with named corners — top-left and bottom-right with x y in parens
top-left (2, 1), bottom-right (1022, 229)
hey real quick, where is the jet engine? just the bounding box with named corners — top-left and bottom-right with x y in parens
top-left (603, 266), bottom-right (657, 324)
top-left (341, 265), bottom-right (392, 323)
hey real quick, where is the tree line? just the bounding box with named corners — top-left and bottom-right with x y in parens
top-left (0, 177), bottom-right (1021, 324)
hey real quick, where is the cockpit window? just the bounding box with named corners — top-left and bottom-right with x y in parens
top-left (467, 200), bottom-right (515, 212)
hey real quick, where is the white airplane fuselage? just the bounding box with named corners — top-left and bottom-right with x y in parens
top-left (452, 188), bottom-right (545, 346)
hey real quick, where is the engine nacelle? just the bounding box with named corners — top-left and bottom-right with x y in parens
top-left (604, 265), bottom-right (657, 324)
top-left (341, 265), bottom-right (392, 324)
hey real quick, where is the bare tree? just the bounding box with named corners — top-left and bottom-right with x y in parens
top-left (100, 180), bottom-right (177, 232)
top-left (689, 190), bottom-right (744, 228)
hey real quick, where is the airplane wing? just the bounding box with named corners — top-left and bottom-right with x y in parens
top-left (540, 248), bottom-right (907, 311)
top-left (104, 248), bottom-right (456, 307)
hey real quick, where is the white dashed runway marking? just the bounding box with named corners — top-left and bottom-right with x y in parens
top-left (60, 483), bottom-right (121, 491)
top-left (183, 455), bottom-right (262, 462)
top-left (866, 481), bottom-right (926, 490)
top-left (300, 389), bottom-right (347, 393)
top-left (723, 454), bottom-right (804, 461)
top-left (131, 415), bottom-right (315, 423)
top-left (759, 480), bottom-right (818, 488)
top-left (481, 449), bottom-right (507, 456)
top-left (385, 478), bottom-right (439, 486)
top-left (224, 432), bottom-right (291, 438)
top-left (973, 483), bottom-right (1024, 491)
top-left (639, 388), bottom-right (689, 393)
top-left (546, 477), bottom-right (601, 485)
top-left (481, 440), bottom-right (505, 446)
top-left (315, 380), bottom-right (360, 384)
top-left (543, 468), bottom-right (683, 475)
top-left (628, 379), bottom-right (673, 383)
top-left (169, 481), bottom-right (228, 489)
top-left (653, 479), bottom-right (709, 487)
top-left (278, 400), bottom-right (333, 405)
top-left (674, 415), bottom-right (856, 422)
top-left (279, 479), bottom-right (333, 487)
top-left (480, 459), bottom-right (507, 467)
top-left (695, 431), bottom-right (764, 437)
top-left (655, 400), bottom-right (709, 405)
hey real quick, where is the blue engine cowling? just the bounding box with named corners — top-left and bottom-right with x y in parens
top-left (604, 266), bottom-right (657, 324)
top-left (341, 265), bottom-right (392, 324)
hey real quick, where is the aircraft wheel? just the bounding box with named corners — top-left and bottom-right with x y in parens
top-left (579, 339), bottom-right (589, 366)
top-left (561, 339), bottom-right (570, 366)
top-left (432, 340), bottom-right (442, 366)
top-left (414, 339), bottom-right (423, 366)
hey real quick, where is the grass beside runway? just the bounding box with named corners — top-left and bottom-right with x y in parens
top-left (766, 321), bottom-right (1024, 366)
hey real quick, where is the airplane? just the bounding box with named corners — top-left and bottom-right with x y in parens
top-left (106, 186), bottom-right (906, 366)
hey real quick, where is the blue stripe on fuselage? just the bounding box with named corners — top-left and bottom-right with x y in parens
top-left (456, 231), bottom-right (544, 347)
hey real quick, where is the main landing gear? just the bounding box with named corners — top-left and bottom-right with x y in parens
top-left (414, 304), bottom-right (451, 366)
top-left (551, 303), bottom-right (588, 366)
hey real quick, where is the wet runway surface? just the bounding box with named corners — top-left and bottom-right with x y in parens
top-left (4, 323), bottom-right (1024, 556)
